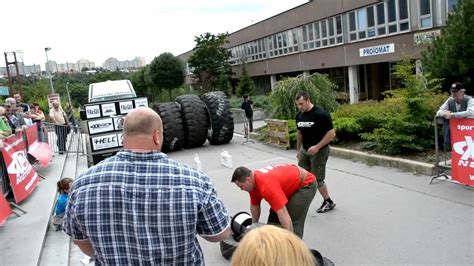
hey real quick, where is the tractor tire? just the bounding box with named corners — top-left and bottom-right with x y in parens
top-left (175, 94), bottom-right (209, 148)
top-left (153, 102), bottom-right (184, 152)
top-left (200, 91), bottom-right (234, 145)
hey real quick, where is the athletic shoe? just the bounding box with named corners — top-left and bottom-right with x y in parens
top-left (316, 201), bottom-right (336, 213)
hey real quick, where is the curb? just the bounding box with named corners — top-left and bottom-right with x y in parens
top-left (330, 146), bottom-right (436, 176)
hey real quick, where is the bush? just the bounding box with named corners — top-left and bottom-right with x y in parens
top-left (271, 73), bottom-right (338, 120)
top-left (360, 59), bottom-right (444, 154)
top-left (332, 117), bottom-right (361, 143)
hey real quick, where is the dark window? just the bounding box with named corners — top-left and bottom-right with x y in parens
top-left (388, 0), bottom-right (396, 22)
top-left (388, 24), bottom-right (397, 33)
top-left (377, 3), bottom-right (385, 24)
top-left (328, 18), bottom-right (335, 36)
top-left (420, 0), bottom-right (431, 15)
top-left (336, 16), bottom-right (342, 34)
top-left (303, 26), bottom-right (308, 42)
top-left (399, 0), bottom-right (408, 20)
top-left (400, 22), bottom-right (409, 31)
top-left (378, 27), bottom-right (386, 35)
top-left (367, 6), bottom-right (375, 27)
top-left (321, 20), bottom-right (327, 38)
top-left (349, 12), bottom-right (356, 31)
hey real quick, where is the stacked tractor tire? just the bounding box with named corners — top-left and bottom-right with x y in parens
top-left (153, 92), bottom-right (234, 153)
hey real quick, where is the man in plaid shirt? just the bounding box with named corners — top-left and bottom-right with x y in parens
top-left (64, 107), bottom-right (230, 265)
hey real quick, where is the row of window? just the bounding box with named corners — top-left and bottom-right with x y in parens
top-left (228, 0), bottom-right (459, 66)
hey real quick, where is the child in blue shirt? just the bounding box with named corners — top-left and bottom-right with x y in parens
top-left (52, 177), bottom-right (73, 231)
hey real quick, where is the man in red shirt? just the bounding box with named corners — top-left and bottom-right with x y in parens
top-left (231, 164), bottom-right (317, 238)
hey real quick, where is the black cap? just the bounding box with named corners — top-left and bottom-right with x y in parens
top-left (450, 82), bottom-right (464, 92)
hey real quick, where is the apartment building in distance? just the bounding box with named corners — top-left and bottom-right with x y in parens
top-left (103, 57), bottom-right (146, 71)
top-left (178, 0), bottom-right (459, 103)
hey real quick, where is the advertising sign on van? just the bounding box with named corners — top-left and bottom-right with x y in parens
top-left (134, 98), bottom-right (148, 108)
top-left (119, 101), bottom-right (134, 114)
top-left (113, 116), bottom-right (125, 130)
top-left (101, 103), bottom-right (117, 116)
top-left (91, 134), bottom-right (119, 151)
top-left (85, 105), bottom-right (101, 119)
top-left (88, 118), bottom-right (114, 134)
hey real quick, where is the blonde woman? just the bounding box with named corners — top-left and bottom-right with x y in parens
top-left (231, 225), bottom-right (316, 266)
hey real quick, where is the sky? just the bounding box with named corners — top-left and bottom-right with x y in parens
top-left (1, 0), bottom-right (308, 70)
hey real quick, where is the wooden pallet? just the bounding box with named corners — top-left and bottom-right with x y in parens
top-left (264, 119), bottom-right (290, 150)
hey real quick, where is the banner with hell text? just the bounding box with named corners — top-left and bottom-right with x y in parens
top-left (26, 124), bottom-right (53, 167)
top-left (450, 119), bottom-right (474, 186)
top-left (1, 134), bottom-right (39, 203)
top-left (0, 189), bottom-right (12, 226)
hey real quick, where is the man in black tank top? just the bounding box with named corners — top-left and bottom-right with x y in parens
top-left (295, 91), bottom-right (336, 213)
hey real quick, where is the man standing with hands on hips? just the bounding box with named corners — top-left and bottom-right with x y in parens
top-left (295, 91), bottom-right (336, 213)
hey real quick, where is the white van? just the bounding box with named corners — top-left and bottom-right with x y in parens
top-left (88, 79), bottom-right (136, 103)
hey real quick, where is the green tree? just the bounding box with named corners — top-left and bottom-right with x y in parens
top-left (422, 0), bottom-right (474, 87)
top-left (188, 32), bottom-right (231, 93)
top-left (270, 73), bottom-right (338, 120)
top-left (145, 53), bottom-right (185, 100)
top-left (130, 67), bottom-right (149, 97)
top-left (237, 65), bottom-right (254, 97)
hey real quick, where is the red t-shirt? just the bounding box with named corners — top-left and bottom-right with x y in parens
top-left (249, 164), bottom-right (315, 211)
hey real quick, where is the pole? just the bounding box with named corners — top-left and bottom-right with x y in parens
top-left (44, 47), bottom-right (54, 94)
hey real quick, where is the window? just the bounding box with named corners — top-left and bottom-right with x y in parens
top-left (301, 15), bottom-right (343, 51)
top-left (419, 0), bottom-right (432, 28)
top-left (447, 0), bottom-right (459, 13)
top-left (367, 6), bottom-right (376, 37)
top-left (399, 0), bottom-right (409, 31)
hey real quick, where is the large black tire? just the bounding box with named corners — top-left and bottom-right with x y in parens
top-left (200, 91), bottom-right (234, 145)
top-left (175, 95), bottom-right (209, 148)
top-left (153, 102), bottom-right (184, 152)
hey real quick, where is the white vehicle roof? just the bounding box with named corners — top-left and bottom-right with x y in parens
top-left (88, 80), bottom-right (136, 103)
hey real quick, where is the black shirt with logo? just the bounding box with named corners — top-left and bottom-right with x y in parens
top-left (296, 106), bottom-right (333, 150)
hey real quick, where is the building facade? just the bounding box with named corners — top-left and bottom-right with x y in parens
top-left (179, 0), bottom-right (459, 103)
top-left (103, 57), bottom-right (146, 71)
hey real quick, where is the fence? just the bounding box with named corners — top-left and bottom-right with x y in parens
top-left (43, 123), bottom-right (85, 154)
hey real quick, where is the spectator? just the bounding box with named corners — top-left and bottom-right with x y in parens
top-left (65, 102), bottom-right (78, 133)
top-left (295, 91), bottom-right (336, 213)
top-left (17, 107), bottom-right (33, 127)
top-left (30, 103), bottom-right (46, 142)
top-left (231, 164), bottom-right (316, 238)
top-left (436, 82), bottom-right (474, 144)
top-left (13, 93), bottom-right (30, 112)
top-left (241, 95), bottom-right (254, 133)
top-left (5, 98), bottom-right (26, 132)
top-left (49, 101), bottom-right (70, 154)
top-left (231, 225), bottom-right (316, 266)
top-left (0, 106), bottom-right (12, 139)
top-left (52, 177), bottom-right (74, 231)
top-left (63, 107), bottom-right (230, 265)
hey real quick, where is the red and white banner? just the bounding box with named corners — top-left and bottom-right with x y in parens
top-left (450, 119), bottom-right (474, 186)
top-left (1, 134), bottom-right (39, 203)
top-left (26, 124), bottom-right (53, 167)
top-left (0, 190), bottom-right (12, 226)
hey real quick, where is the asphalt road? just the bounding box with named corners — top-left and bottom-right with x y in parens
top-left (169, 135), bottom-right (474, 266)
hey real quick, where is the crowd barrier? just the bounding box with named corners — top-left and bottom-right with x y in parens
top-left (0, 123), bottom-right (54, 226)
top-left (431, 117), bottom-right (474, 186)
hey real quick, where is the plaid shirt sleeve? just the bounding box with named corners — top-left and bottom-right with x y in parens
top-left (63, 184), bottom-right (88, 240)
top-left (196, 181), bottom-right (230, 237)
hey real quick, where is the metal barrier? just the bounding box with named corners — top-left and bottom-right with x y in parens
top-left (0, 153), bottom-right (11, 197)
top-left (430, 116), bottom-right (451, 183)
top-left (43, 122), bottom-right (85, 154)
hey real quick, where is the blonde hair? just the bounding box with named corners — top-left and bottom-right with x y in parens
top-left (231, 225), bottom-right (316, 266)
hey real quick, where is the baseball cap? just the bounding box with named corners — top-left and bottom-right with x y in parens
top-left (450, 82), bottom-right (464, 92)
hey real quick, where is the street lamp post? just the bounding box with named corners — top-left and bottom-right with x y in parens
top-left (44, 47), bottom-right (54, 94)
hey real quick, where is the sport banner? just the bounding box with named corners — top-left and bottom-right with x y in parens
top-left (1, 134), bottom-right (39, 203)
top-left (450, 119), bottom-right (474, 186)
top-left (26, 124), bottom-right (53, 167)
top-left (0, 189), bottom-right (12, 226)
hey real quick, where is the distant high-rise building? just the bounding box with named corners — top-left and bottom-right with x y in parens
top-left (77, 58), bottom-right (95, 71)
top-left (102, 57), bottom-right (146, 71)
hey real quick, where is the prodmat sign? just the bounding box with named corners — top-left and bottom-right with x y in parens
top-left (360, 43), bottom-right (395, 57)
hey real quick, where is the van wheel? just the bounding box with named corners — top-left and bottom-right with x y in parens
top-left (201, 92), bottom-right (234, 145)
top-left (219, 234), bottom-right (240, 260)
top-left (153, 102), bottom-right (184, 152)
top-left (175, 95), bottom-right (209, 148)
